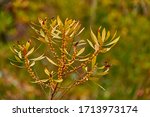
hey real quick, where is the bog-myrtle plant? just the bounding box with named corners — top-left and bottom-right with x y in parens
top-left (10, 16), bottom-right (119, 99)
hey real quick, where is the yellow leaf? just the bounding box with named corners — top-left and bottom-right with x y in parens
top-left (26, 41), bottom-right (30, 50)
top-left (57, 16), bottom-right (63, 26)
top-left (40, 29), bottom-right (45, 37)
top-left (92, 56), bottom-right (96, 68)
top-left (44, 67), bottom-right (50, 76)
top-left (106, 31), bottom-right (110, 41)
top-left (54, 79), bottom-right (63, 83)
top-left (90, 27), bottom-right (99, 45)
top-left (77, 27), bottom-right (85, 36)
top-left (102, 28), bottom-right (106, 42)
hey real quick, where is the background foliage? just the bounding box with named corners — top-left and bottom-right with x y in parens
top-left (0, 0), bottom-right (150, 99)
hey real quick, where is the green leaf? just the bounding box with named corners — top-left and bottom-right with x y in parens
top-left (46, 57), bottom-right (58, 66)
top-left (76, 48), bottom-right (85, 56)
top-left (26, 47), bottom-right (34, 56)
top-left (10, 62), bottom-right (24, 68)
top-left (15, 55), bottom-right (22, 62)
top-left (91, 81), bottom-right (106, 91)
top-left (90, 27), bottom-right (98, 45)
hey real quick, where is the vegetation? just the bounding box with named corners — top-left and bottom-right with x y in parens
top-left (0, 0), bottom-right (150, 99)
top-left (10, 16), bottom-right (119, 99)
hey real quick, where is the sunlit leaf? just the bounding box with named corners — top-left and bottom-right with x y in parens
top-left (30, 54), bottom-right (45, 61)
top-left (46, 57), bottom-right (58, 66)
top-left (40, 29), bottom-right (45, 37)
top-left (18, 51), bottom-right (22, 59)
top-left (87, 39), bottom-right (94, 49)
top-left (26, 47), bottom-right (34, 56)
top-left (77, 27), bottom-right (85, 36)
top-left (76, 48), bottom-right (85, 56)
top-left (30, 61), bottom-right (35, 67)
top-left (106, 31), bottom-right (110, 41)
top-left (57, 16), bottom-right (63, 26)
top-left (44, 67), bottom-right (50, 76)
top-left (94, 44), bottom-right (100, 52)
top-left (26, 41), bottom-right (30, 50)
top-left (111, 31), bottom-right (117, 41)
top-left (102, 28), bottom-right (106, 42)
top-left (92, 56), bottom-right (96, 68)
top-left (32, 79), bottom-right (49, 83)
top-left (90, 27), bottom-right (99, 45)
top-left (105, 36), bottom-right (120, 46)
top-left (54, 79), bottom-right (63, 83)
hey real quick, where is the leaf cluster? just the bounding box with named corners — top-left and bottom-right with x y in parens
top-left (10, 16), bottom-right (119, 99)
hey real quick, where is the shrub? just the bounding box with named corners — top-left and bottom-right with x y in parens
top-left (10, 16), bottom-right (119, 99)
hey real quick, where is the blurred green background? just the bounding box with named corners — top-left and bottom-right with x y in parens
top-left (0, 0), bottom-right (150, 99)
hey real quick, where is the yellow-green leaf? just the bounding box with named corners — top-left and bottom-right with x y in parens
top-left (15, 55), bottom-right (22, 62)
top-left (44, 67), bottom-right (50, 76)
top-left (32, 79), bottom-right (49, 83)
top-left (102, 28), bottom-right (106, 42)
top-left (90, 27), bottom-right (98, 45)
top-left (87, 39), bottom-right (94, 49)
top-left (46, 57), bottom-right (58, 66)
top-left (30, 61), bottom-right (35, 67)
top-left (26, 47), bottom-right (34, 56)
top-left (77, 48), bottom-right (85, 56)
top-left (18, 51), bottom-right (22, 59)
top-left (92, 56), bottom-right (96, 68)
top-left (77, 27), bottom-right (85, 36)
top-left (30, 54), bottom-right (45, 61)
top-left (78, 57), bottom-right (89, 61)
top-left (54, 79), bottom-right (63, 83)
top-left (40, 29), bottom-right (45, 37)
top-left (57, 16), bottom-right (63, 26)
top-left (105, 36), bottom-right (120, 46)
top-left (26, 41), bottom-right (30, 50)
top-left (106, 31), bottom-right (110, 41)
top-left (10, 62), bottom-right (24, 68)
